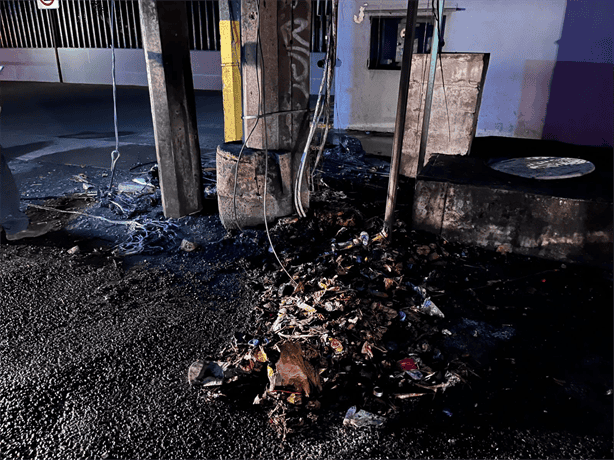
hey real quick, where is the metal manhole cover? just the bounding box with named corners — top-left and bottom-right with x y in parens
top-left (488, 156), bottom-right (595, 180)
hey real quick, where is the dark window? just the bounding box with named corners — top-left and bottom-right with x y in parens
top-left (368, 15), bottom-right (446, 70)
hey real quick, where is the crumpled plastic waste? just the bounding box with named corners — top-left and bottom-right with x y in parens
top-left (343, 406), bottom-right (386, 428)
top-left (118, 177), bottom-right (155, 195)
top-left (270, 342), bottom-right (322, 397)
top-left (407, 281), bottom-right (445, 318)
top-left (188, 360), bottom-right (226, 387)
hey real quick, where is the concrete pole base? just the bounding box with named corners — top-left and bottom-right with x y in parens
top-left (216, 142), bottom-right (299, 230)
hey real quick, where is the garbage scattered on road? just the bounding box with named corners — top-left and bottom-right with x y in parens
top-left (180, 239), bottom-right (199, 252)
top-left (112, 219), bottom-right (180, 256)
top-left (184, 139), bottom-right (525, 436)
top-left (187, 199), bottom-right (482, 434)
top-left (67, 245), bottom-right (81, 254)
top-left (118, 178), bottom-right (155, 195)
top-left (188, 360), bottom-right (226, 387)
top-left (343, 405), bottom-right (386, 428)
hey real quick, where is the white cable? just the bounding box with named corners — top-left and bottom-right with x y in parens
top-left (108, 0), bottom-right (120, 190)
top-left (294, 0), bottom-right (338, 218)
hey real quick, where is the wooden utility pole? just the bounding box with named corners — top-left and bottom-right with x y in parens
top-left (241, 0), bottom-right (311, 151)
top-left (139, 0), bottom-right (203, 218)
top-left (215, 1), bottom-right (313, 229)
top-left (383, 0), bottom-right (420, 236)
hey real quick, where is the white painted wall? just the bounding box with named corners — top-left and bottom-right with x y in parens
top-left (1, 47), bottom-right (323, 95)
top-left (335, 0), bottom-right (566, 137)
top-left (1, 1), bottom-right (610, 145)
top-left (0, 49), bottom-right (221, 90)
top-left (57, 49), bottom-right (148, 86)
top-left (0, 49), bottom-right (61, 82)
top-left (444, 0), bottom-right (567, 139)
top-left (335, 0), bottom-right (613, 147)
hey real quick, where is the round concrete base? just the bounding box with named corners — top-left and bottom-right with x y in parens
top-left (216, 142), bottom-right (296, 230)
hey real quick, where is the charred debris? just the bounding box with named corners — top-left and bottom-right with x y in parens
top-left (186, 141), bottom-right (523, 437)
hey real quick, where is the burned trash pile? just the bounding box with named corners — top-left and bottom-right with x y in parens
top-left (189, 182), bottom-right (476, 436)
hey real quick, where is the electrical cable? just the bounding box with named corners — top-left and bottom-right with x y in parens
top-left (311, 0), bottom-right (338, 176)
top-left (294, 0), bottom-right (337, 218)
top-left (231, 116), bottom-right (259, 232)
top-left (108, 0), bottom-right (120, 190)
top-left (432, 0), bottom-right (451, 144)
top-left (294, 62), bottom-right (328, 217)
top-left (110, 6), bottom-right (120, 183)
top-left (28, 203), bottom-right (145, 228)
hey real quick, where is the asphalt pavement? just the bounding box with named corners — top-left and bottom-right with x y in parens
top-left (0, 81), bottom-right (612, 459)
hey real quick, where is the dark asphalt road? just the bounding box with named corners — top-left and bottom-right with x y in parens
top-left (1, 233), bottom-right (612, 459)
top-left (0, 82), bottom-right (612, 459)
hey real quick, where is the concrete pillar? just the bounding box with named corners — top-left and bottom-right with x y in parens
top-left (139, 0), bottom-right (203, 218)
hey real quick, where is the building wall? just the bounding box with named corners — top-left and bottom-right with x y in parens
top-left (0, 0), bottom-right (610, 146)
top-left (0, 49), bottom-right (61, 82)
top-left (0, 47), bottom-right (328, 94)
top-left (334, 0), bottom-right (613, 147)
top-left (0, 48), bottom-right (222, 90)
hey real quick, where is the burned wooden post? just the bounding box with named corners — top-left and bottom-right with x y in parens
top-left (216, 0), bottom-right (311, 229)
top-left (139, 0), bottom-right (203, 219)
top-left (241, 0), bottom-right (312, 151)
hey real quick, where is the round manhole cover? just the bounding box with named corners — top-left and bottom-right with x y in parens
top-left (488, 156), bottom-right (595, 180)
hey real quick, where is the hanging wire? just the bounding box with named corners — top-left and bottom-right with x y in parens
top-left (311, 0), bottom-right (338, 176)
top-left (294, 0), bottom-right (337, 218)
top-left (108, 0), bottom-right (121, 190)
top-left (432, 0), bottom-right (451, 144)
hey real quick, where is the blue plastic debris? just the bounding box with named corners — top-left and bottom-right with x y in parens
top-left (406, 369), bottom-right (423, 380)
top-left (343, 406), bottom-right (386, 428)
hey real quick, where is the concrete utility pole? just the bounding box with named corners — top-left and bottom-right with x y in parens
top-left (139, 0), bottom-right (203, 219)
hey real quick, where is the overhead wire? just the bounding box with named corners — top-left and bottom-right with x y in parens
top-left (108, 0), bottom-right (120, 190)
top-left (432, 0), bottom-right (451, 144)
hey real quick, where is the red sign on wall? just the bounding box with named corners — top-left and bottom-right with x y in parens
top-left (37, 0), bottom-right (60, 9)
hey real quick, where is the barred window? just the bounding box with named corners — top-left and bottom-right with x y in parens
top-left (368, 15), bottom-right (447, 70)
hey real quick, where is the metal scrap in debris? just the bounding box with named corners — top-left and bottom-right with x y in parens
top-left (113, 218), bottom-right (180, 256)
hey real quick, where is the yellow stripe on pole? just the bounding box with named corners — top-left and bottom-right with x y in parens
top-left (220, 20), bottom-right (242, 143)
